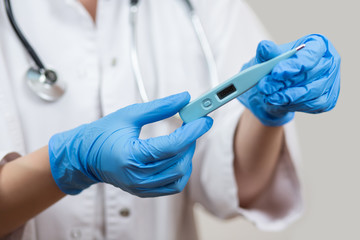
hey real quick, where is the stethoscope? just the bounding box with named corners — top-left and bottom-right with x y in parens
top-left (5, 0), bottom-right (66, 102)
top-left (5, 0), bottom-right (218, 102)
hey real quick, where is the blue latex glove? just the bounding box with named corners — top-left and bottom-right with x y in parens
top-left (238, 34), bottom-right (341, 126)
top-left (49, 92), bottom-right (213, 197)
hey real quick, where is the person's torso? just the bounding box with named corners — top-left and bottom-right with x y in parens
top-left (0, 1), bottom-right (214, 239)
top-left (0, 0), bottom-right (263, 239)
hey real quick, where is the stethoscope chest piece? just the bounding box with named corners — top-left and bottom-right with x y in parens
top-left (26, 68), bottom-right (66, 102)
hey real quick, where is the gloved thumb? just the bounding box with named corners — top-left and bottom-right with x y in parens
top-left (253, 41), bottom-right (286, 95)
top-left (131, 92), bottom-right (191, 126)
top-left (256, 40), bottom-right (283, 63)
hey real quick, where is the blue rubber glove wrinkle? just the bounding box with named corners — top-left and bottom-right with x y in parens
top-left (49, 92), bottom-right (213, 197)
top-left (238, 34), bottom-right (340, 126)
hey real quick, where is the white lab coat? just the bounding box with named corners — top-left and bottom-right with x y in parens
top-left (0, 0), bottom-right (303, 239)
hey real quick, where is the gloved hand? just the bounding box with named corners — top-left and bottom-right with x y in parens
top-left (238, 34), bottom-right (341, 126)
top-left (49, 92), bottom-right (213, 197)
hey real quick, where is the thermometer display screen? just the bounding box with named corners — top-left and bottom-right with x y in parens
top-left (217, 84), bottom-right (236, 100)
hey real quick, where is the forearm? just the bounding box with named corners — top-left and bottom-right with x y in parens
top-left (0, 146), bottom-right (65, 237)
top-left (234, 109), bottom-right (284, 208)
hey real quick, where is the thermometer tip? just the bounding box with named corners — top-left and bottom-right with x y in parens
top-left (296, 44), bottom-right (306, 51)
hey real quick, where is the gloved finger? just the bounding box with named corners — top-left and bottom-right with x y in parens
top-left (258, 57), bottom-right (332, 95)
top-left (121, 92), bottom-right (191, 126)
top-left (273, 35), bottom-right (327, 77)
top-left (132, 162), bottom-right (192, 198)
top-left (133, 117), bottom-right (213, 163)
top-left (268, 77), bottom-right (340, 113)
top-left (265, 55), bottom-right (340, 106)
top-left (265, 77), bottom-right (330, 106)
top-left (128, 149), bottom-right (184, 176)
top-left (129, 144), bottom-right (194, 189)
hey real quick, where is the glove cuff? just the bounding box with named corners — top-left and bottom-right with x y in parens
top-left (258, 111), bottom-right (295, 127)
top-left (238, 93), bottom-right (295, 127)
top-left (48, 126), bottom-right (98, 195)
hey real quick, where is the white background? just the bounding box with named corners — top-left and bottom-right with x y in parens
top-left (195, 0), bottom-right (360, 239)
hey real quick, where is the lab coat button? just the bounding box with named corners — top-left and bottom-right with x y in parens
top-left (70, 229), bottom-right (82, 239)
top-left (111, 58), bottom-right (117, 67)
top-left (119, 208), bottom-right (130, 217)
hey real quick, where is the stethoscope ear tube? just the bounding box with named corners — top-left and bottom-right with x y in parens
top-left (129, 0), bottom-right (219, 104)
top-left (4, 0), bottom-right (45, 70)
top-left (129, 0), bottom-right (150, 102)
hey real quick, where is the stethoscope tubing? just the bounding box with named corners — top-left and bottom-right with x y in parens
top-left (130, 0), bottom-right (219, 103)
top-left (4, 0), bottom-right (45, 70)
top-left (130, 1), bottom-right (150, 102)
top-left (5, 0), bottom-right (219, 103)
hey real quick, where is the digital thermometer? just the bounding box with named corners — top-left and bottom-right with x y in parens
top-left (179, 44), bottom-right (306, 123)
